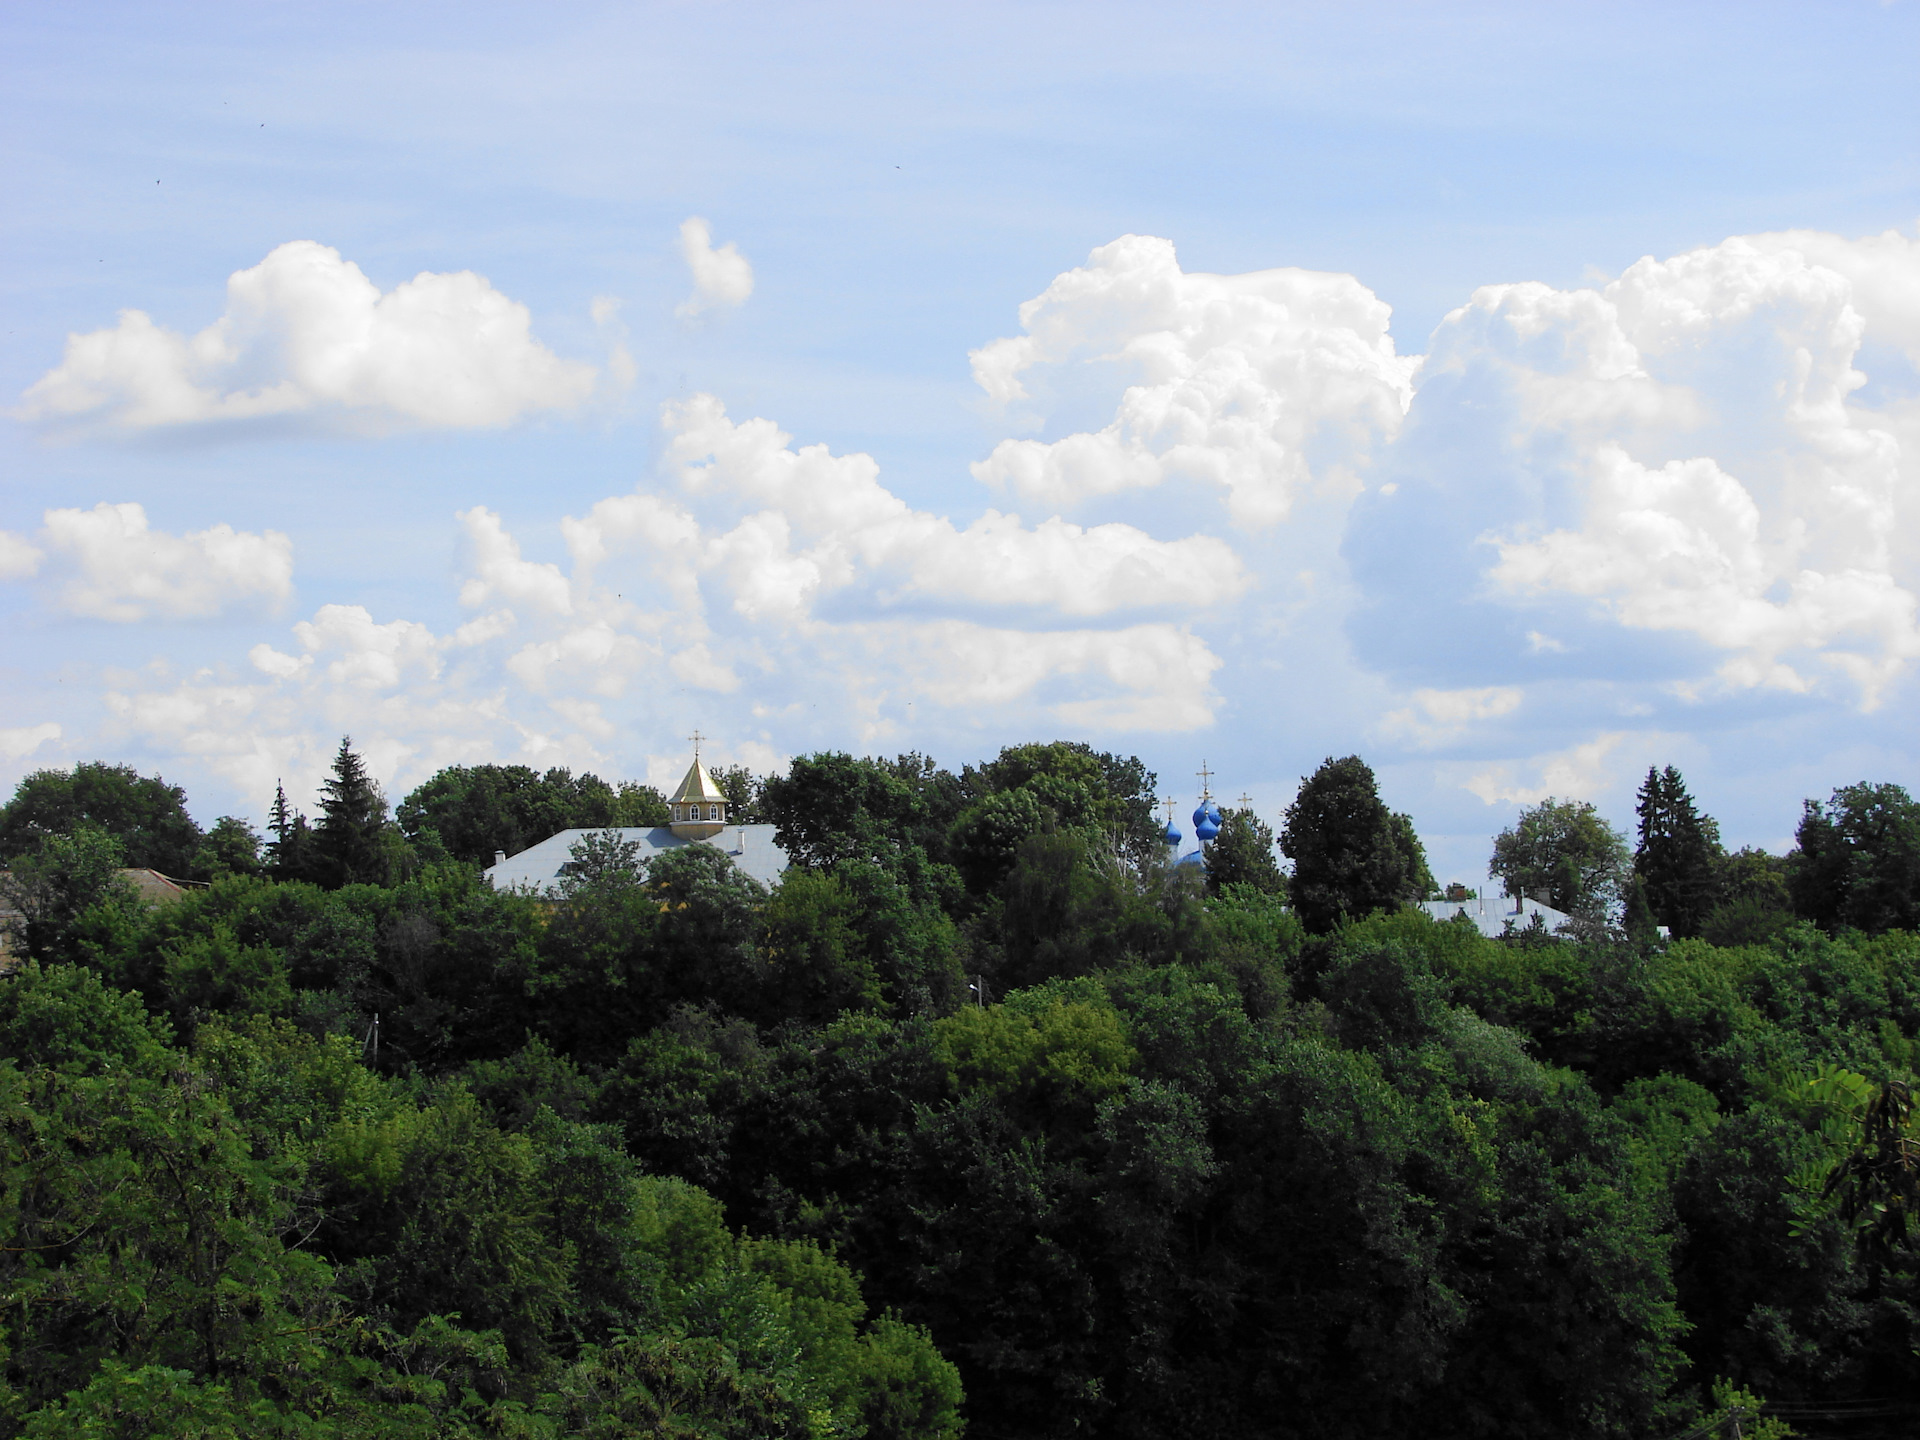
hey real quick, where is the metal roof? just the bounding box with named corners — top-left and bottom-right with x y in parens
top-left (1416, 895), bottom-right (1574, 939)
top-left (668, 758), bottom-right (728, 806)
top-left (484, 823), bottom-right (789, 894)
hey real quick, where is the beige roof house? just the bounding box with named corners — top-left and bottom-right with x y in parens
top-left (0, 866), bottom-right (197, 970)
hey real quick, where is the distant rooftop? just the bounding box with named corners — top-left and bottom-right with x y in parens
top-left (484, 824), bottom-right (789, 894)
top-left (1416, 894), bottom-right (1574, 939)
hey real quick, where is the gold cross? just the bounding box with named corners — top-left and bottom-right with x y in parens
top-left (1196, 760), bottom-right (1213, 803)
top-left (688, 729), bottom-right (706, 759)
top-left (1236, 792), bottom-right (1254, 810)
top-left (1161, 795), bottom-right (1177, 825)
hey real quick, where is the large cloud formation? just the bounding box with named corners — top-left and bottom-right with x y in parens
top-left (19, 242), bottom-right (600, 431)
top-left (1351, 231), bottom-right (1920, 721)
top-left (970, 234), bottom-right (1416, 526)
top-left (13, 226), bottom-right (1920, 831)
top-left (2, 503), bottom-right (292, 621)
top-left (88, 392), bottom-right (1238, 807)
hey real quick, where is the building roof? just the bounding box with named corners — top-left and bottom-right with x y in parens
top-left (484, 823), bottom-right (789, 894)
top-left (669, 758), bottom-right (728, 806)
top-left (1416, 895), bottom-right (1574, 939)
top-left (121, 868), bottom-right (193, 904)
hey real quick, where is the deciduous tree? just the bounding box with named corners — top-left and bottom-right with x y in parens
top-left (0, 761), bottom-right (202, 875)
top-left (1789, 781), bottom-right (1920, 935)
top-left (1489, 797), bottom-right (1630, 920)
top-left (1280, 756), bottom-right (1431, 931)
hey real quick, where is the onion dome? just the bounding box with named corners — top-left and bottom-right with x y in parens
top-left (1192, 801), bottom-right (1221, 843)
top-left (1163, 819), bottom-right (1183, 846)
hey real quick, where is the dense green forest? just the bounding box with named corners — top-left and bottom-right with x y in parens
top-left (2, 742), bottom-right (1917, 1438)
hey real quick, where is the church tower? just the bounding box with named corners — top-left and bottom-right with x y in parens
top-left (668, 732), bottom-right (729, 841)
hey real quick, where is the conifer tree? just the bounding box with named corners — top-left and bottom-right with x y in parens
top-left (312, 737), bottom-right (391, 888)
top-left (264, 780), bottom-right (319, 883)
top-left (1634, 766), bottom-right (1722, 937)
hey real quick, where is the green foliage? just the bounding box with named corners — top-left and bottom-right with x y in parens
top-left (933, 982), bottom-right (1135, 1114)
top-left (760, 869), bottom-right (884, 1023)
top-left (396, 762), bottom-right (667, 867)
top-left (310, 738), bottom-right (398, 889)
top-left (1, 961), bottom-right (961, 1440)
top-left (1790, 781), bottom-right (1920, 934)
top-left (762, 751), bottom-right (945, 870)
top-left (0, 762), bottom-right (202, 876)
top-left (1635, 765), bottom-right (1724, 938)
top-left (710, 764), bottom-right (767, 824)
top-left (1203, 806), bottom-right (1286, 896)
top-left (1279, 754), bottom-right (1430, 931)
top-left (161, 923), bottom-right (293, 1022)
top-left (191, 816), bottom-right (262, 881)
top-left (948, 741), bottom-right (1158, 892)
top-left (1702, 848), bottom-right (1795, 947)
top-left (1490, 795), bottom-right (1631, 919)
top-left (0, 827), bottom-right (142, 964)
top-left (1700, 1379), bottom-right (1796, 1440)
top-left (20, 740), bottom-right (1920, 1437)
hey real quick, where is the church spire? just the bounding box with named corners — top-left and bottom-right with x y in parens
top-left (668, 739), bottom-right (729, 840)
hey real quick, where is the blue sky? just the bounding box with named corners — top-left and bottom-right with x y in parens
top-left (4, 0), bottom-right (1919, 884)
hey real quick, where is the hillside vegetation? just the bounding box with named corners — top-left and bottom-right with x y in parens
top-left (1, 743), bottom-right (1916, 1438)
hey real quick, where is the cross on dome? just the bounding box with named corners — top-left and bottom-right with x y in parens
top-left (1195, 760), bottom-right (1214, 803)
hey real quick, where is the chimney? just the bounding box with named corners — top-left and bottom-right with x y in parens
top-left (493, 850), bottom-right (507, 868)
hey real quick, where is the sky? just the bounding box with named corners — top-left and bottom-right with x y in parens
top-left (4, 0), bottom-right (1920, 885)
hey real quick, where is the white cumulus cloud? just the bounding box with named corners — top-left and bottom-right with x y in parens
top-left (660, 394), bottom-right (1246, 619)
top-left (458, 507), bottom-right (574, 615)
top-left (0, 723), bottom-right (61, 761)
top-left (969, 234), bottom-right (1417, 526)
top-left (1463, 732), bottom-right (1634, 808)
top-left (1463, 238), bottom-right (1919, 706)
top-left (0, 531), bottom-right (43, 581)
top-left (19, 241), bottom-right (599, 431)
top-left (36, 502), bottom-right (293, 622)
top-left (675, 218), bottom-right (755, 318)
top-left (1380, 686), bottom-right (1523, 748)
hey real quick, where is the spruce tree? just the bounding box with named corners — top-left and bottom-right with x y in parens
top-left (1634, 766), bottom-right (1721, 937)
top-left (313, 737), bottom-right (390, 888)
top-left (265, 780), bottom-right (320, 883)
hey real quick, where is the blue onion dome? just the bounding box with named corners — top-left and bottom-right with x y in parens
top-left (1163, 819), bottom-right (1183, 845)
top-left (1193, 806), bottom-right (1221, 843)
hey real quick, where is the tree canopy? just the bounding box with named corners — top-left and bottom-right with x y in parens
top-left (1489, 796), bottom-right (1630, 920)
top-left (0, 761), bottom-right (203, 876)
top-left (1204, 806), bottom-right (1287, 897)
top-left (396, 763), bottom-right (669, 866)
top-left (1790, 781), bottom-right (1920, 935)
top-left (1279, 755), bottom-right (1430, 931)
top-left (1635, 766), bottom-right (1723, 937)
top-left (7, 741), bottom-right (1920, 1439)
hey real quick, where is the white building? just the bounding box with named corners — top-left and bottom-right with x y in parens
top-left (483, 751), bottom-right (789, 893)
top-left (1415, 893), bottom-right (1574, 939)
